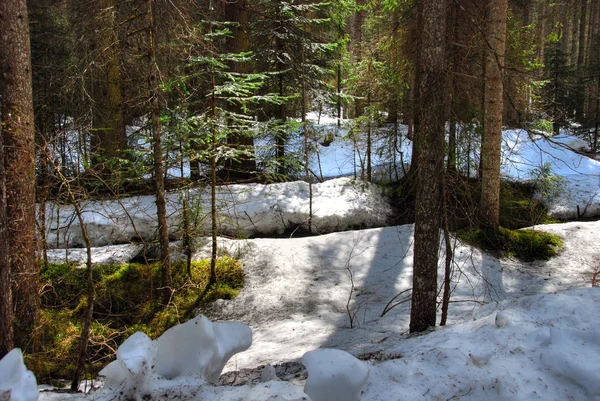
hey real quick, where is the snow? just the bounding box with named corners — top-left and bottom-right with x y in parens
top-left (304, 119), bottom-right (600, 219)
top-left (43, 124), bottom-right (600, 252)
top-left (44, 177), bottom-right (391, 249)
top-left (30, 119), bottom-right (600, 400)
top-left (500, 130), bottom-right (600, 219)
top-left (303, 349), bottom-right (369, 401)
top-left (97, 315), bottom-right (252, 400)
top-left (0, 349), bottom-right (38, 401)
top-left (36, 219), bottom-right (600, 401)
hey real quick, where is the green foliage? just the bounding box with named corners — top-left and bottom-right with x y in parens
top-left (529, 162), bottom-right (565, 200)
top-left (499, 180), bottom-right (559, 229)
top-left (457, 226), bottom-right (563, 261)
top-left (529, 118), bottom-right (554, 134)
top-left (29, 257), bottom-right (244, 383)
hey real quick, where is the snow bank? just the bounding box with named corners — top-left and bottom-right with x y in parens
top-left (365, 288), bottom-right (600, 401)
top-left (98, 315), bottom-right (252, 400)
top-left (0, 349), bottom-right (38, 401)
top-left (46, 244), bottom-right (143, 266)
top-left (44, 177), bottom-right (391, 249)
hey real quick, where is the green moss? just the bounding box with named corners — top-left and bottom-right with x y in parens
top-left (457, 226), bottom-right (563, 261)
top-left (499, 181), bottom-right (559, 229)
top-left (29, 257), bottom-right (244, 383)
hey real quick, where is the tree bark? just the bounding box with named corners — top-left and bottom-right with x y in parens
top-left (480, 0), bottom-right (508, 229)
top-left (225, 0), bottom-right (256, 178)
top-left (147, 0), bottom-right (172, 303)
top-left (89, 0), bottom-right (126, 164)
top-left (578, 0), bottom-right (588, 67)
top-left (351, 0), bottom-right (364, 118)
top-left (0, 115), bottom-right (13, 358)
top-left (409, 0), bottom-right (447, 334)
top-left (0, 0), bottom-right (39, 341)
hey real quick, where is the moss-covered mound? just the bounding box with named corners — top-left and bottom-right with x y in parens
top-left (457, 226), bottom-right (563, 261)
top-left (26, 257), bottom-right (244, 384)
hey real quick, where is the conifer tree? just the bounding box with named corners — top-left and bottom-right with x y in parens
top-left (0, 0), bottom-right (39, 344)
top-left (480, 0), bottom-right (508, 229)
top-left (409, 0), bottom-right (447, 334)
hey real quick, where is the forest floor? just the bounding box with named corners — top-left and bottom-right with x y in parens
top-left (38, 219), bottom-right (600, 401)
top-left (33, 124), bottom-right (600, 400)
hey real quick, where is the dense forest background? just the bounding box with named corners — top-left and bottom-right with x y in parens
top-left (1, 0), bottom-right (600, 387)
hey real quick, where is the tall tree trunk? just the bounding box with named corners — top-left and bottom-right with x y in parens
top-left (446, 1), bottom-right (458, 172)
top-left (275, 0), bottom-right (286, 175)
top-left (225, 0), bottom-right (256, 179)
top-left (337, 63), bottom-right (342, 127)
top-left (0, 116), bottom-right (13, 358)
top-left (209, 66), bottom-right (218, 284)
top-left (351, 0), bottom-right (364, 118)
top-left (585, 0), bottom-right (597, 67)
top-left (578, 0), bottom-right (588, 66)
top-left (0, 0), bottom-right (39, 342)
top-left (409, 0), bottom-right (447, 334)
top-left (89, 0), bottom-right (126, 165)
top-left (147, 0), bottom-right (172, 303)
top-left (571, 2), bottom-right (580, 66)
top-left (560, 2), bottom-right (571, 64)
top-left (301, 46), bottom-right (313, 233)
top-left (537, 2), bottom-right (547, 64)
top-left (480, 0), bottom-right (508, 229)
top-left (591, 0), bottom-right (600, 151)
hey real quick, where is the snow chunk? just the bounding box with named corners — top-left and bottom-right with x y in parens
top-left (154, 315), bottom-right (251, 383)
top-left (302, 349), bottom-right (369, 401)
top-left (97, 315), bottom-right (251, 400)
top-left (260, 364), bottom-right (277, 382)
top-left (495, 311), bottom-right (509, 328)
top-left (99, 332), bottom-right (156, 398)
top-left (206, 322), bottom-right (252, 383)
top-left (0, 348), bottom-right (38, 401)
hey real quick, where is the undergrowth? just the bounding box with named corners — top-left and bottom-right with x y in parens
top-left (26, 257), bottom-right (244, 384)
top-left (457, 226), bottom-right (563, 261)
top-left (387, 174), bottom-right (559, 229)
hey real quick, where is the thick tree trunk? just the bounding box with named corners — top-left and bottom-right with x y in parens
top-left (480, 0), bottom-right (508, 229)
top-left (571, 3), bottom-right (580, 66)
top-left (409, 0), bottom-right (447, 334)
top-left (537, 3), bottom-right (547, 64)
top-left (275, 0), bottom-right (286, 175)
top-left (560, 2), bottom-right (571, 63)
top-left (0, 0), bottom-right (39, 341)
top-left (0, 122), bottom-right (13, 358)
